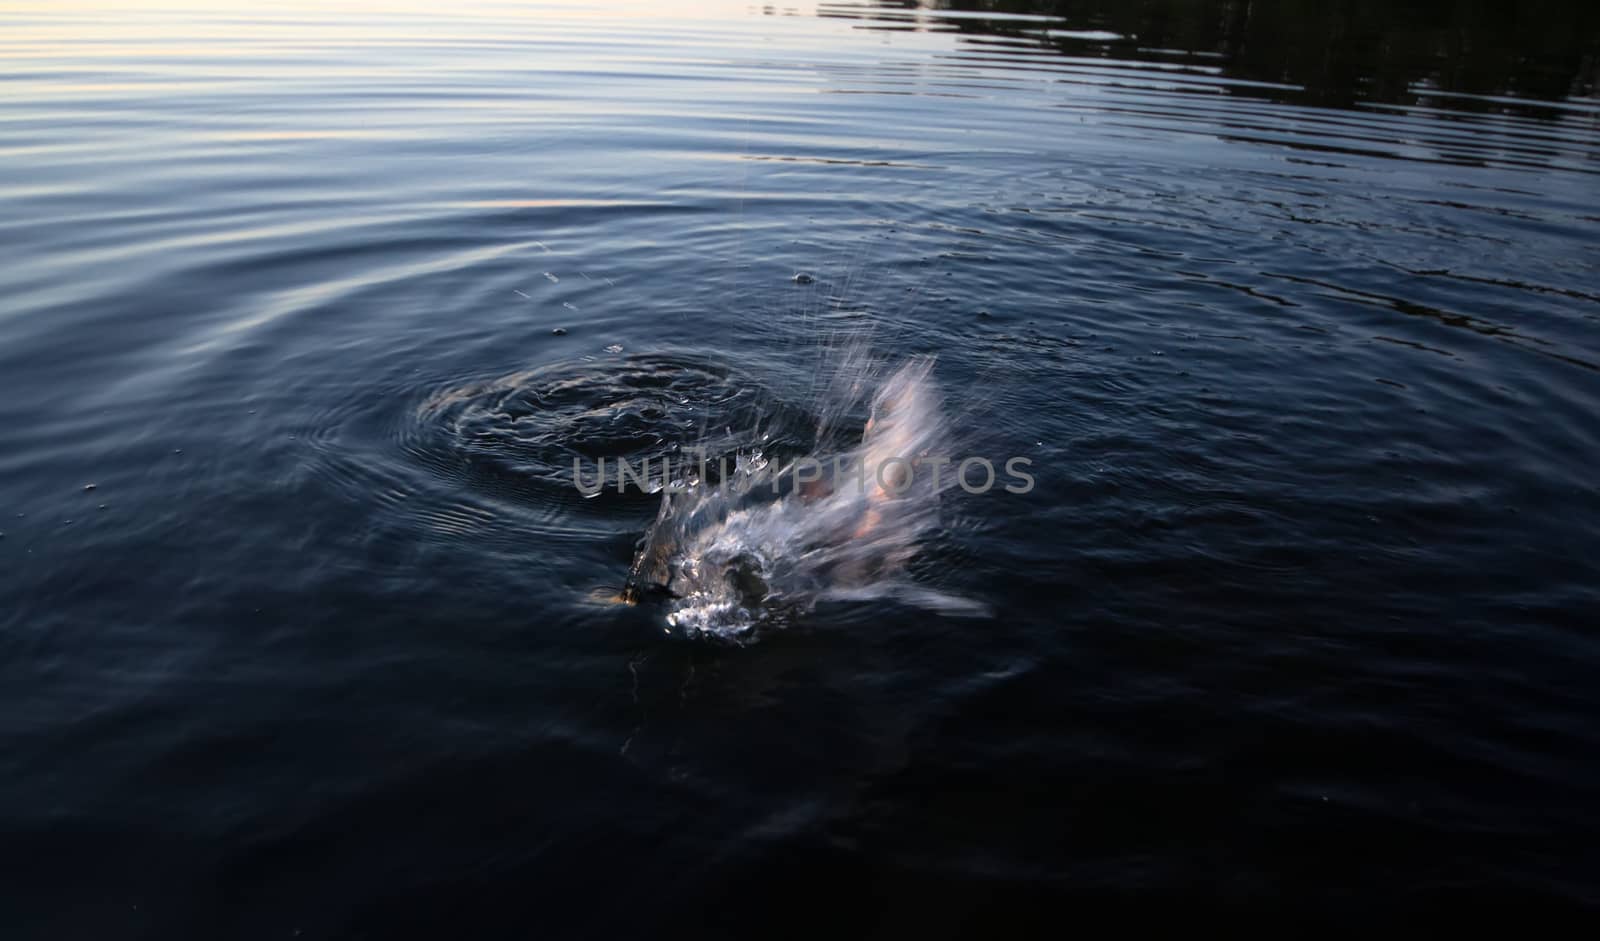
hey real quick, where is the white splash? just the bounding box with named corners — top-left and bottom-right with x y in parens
top-left (625, 353), bottom-right (984, 640)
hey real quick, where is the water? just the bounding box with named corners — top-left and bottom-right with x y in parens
top-left (2, 0), bottom-right (1599, 928)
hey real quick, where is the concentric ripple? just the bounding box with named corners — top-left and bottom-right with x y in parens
top-left (406, 353), bottom-right (815, 502)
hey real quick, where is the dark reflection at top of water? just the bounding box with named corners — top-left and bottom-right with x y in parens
top-left (817, 0), bottom-right (1600, 118)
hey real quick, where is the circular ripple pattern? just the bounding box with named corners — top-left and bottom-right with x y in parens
top-left (407, 353), bottom-right (815, 502)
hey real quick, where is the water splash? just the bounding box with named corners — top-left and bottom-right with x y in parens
top-left (625, 349), bottom-right (986, 640)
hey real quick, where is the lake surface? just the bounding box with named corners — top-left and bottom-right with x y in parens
top-left (3, 0), bottom-right (1599, 930)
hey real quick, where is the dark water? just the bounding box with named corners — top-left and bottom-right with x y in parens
top-left (4, 0), bottom-right (1600, 930)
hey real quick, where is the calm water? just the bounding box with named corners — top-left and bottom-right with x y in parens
top-left (4, 0), bottom-right (1600, 930)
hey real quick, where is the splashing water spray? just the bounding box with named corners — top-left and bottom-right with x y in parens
top-left (619, 347), bottom-right (988, 641)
